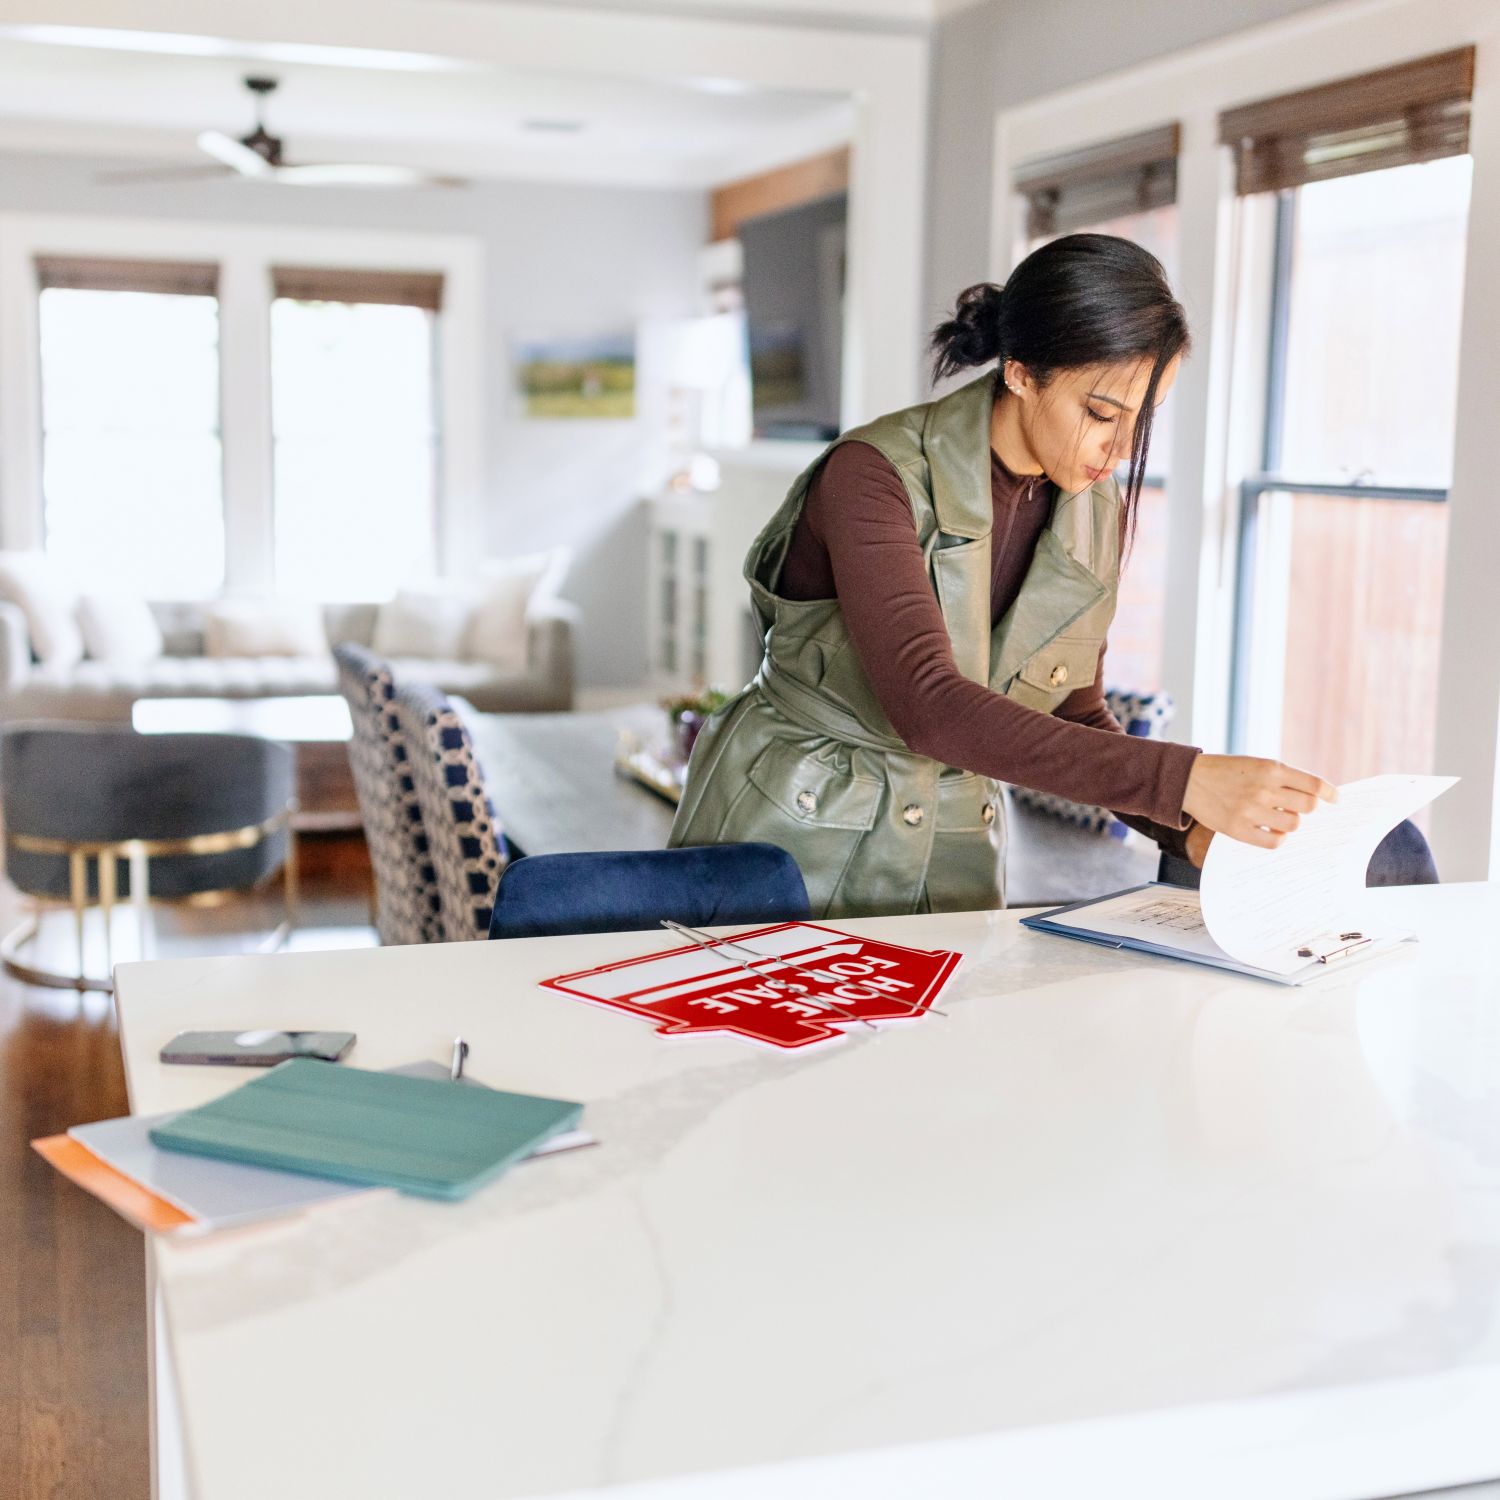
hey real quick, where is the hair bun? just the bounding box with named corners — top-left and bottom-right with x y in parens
top-left (955, 281), bottom-right (1005, 317)
top-left (929, 282), bottom-right (1006, 383)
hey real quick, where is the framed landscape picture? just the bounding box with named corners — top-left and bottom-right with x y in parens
top-left (515, 330), bottom-right (636, 419)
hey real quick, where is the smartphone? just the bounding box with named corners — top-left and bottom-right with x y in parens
top-left (160, 1030), bottom-right (356, 1066)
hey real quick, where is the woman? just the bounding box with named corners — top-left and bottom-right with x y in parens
top-left (669, 234), bottom-right (1334, 918)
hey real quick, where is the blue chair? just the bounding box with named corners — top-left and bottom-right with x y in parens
top-left (1158, 817), bottom-right (1439, 889)
top-left (488, 844), bottom-right (810, 941)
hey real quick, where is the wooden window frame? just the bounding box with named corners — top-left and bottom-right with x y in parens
top-left (1218, 47), bottom-right (1475, 195)
top-left (1014, 124), bottom-right (1180, 240)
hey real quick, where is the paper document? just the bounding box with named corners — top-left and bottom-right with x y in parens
top-left (1053, 885), bottom-right (1235, 964)
top-left (1199, 773), bottom-right (1455, 975)
top-left (1023, 773), bottom-right (1455, 984)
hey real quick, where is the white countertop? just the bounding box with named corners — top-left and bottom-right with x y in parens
top-left (114, 886), bottom-right (1500, 1500)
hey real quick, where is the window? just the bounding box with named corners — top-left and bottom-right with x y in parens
top-left (270, 266), bottom-right (442, 602)
top-left (37, 257), bottom-right (225, 597)
top-left (1019, 126), bottom-right (1181, 694)
top-left (1223, 51), bottom-right (1475, 788)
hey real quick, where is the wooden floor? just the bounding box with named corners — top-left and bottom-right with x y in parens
top-left (0, 833), bottom-right (372, 1500)
top-left (0, 978), bottom-right (146, 1498)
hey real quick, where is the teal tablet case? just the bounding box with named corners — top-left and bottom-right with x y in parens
top-left (148, 1058), bottom-right (583, 1201)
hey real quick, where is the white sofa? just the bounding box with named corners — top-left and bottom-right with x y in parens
top-left (0, 598), bottom-right (577, 723)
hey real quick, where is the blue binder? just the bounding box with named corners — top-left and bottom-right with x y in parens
top-left (1020, 883), bottom-right (1408, 987)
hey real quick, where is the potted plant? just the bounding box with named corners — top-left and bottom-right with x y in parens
top-left (662, 686), bottom-right (730, 762)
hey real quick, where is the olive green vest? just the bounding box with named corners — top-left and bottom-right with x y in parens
top-left (669, 369), bottom-right (1122, 919)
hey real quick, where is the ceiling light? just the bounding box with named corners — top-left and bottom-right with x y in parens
top-left (682, 76), bottom-right (759, 96)
top-left (0, 25), bottom-right (478, 73)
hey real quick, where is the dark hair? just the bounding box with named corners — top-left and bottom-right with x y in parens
top-left (929, 233), bottom-right (1190, 533)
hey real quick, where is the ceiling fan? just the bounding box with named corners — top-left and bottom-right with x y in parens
top-left (98, 75), bottom-right (467, 189)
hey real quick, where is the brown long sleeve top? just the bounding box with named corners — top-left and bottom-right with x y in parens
top-left (778, 440), bottom-right (1199, 854)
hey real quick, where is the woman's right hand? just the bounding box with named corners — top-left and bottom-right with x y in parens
top-left (1181, 755), bottom-right (1337, 850)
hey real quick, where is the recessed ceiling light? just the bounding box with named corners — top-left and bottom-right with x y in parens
top-left (683, 76), bottom-right (759, 96)
top-left (0, 25), bottom-right (478, 73)
top-left (522, 119), bottom-right (586, 134)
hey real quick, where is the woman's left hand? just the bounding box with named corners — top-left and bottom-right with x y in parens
top-left (1185, 822), bottom-right (1214, 868)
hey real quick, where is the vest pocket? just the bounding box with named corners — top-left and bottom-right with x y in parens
top-left (744, 739), bottom-right (882, 830)
top-left (923, 773), bottom-right (1003, 914)
top-left (713, 738), bottom-right (882, 914)
top-left (935, 771), bottom-right (997, 832)
top-left (1008, 636), bottom-right (1102, 711)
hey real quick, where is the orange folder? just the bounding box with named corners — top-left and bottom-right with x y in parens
top-left (33, 1134), bottom-right (195, 1235)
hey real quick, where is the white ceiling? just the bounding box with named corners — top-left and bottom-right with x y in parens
top-left (512, 0), bottom-right (984, 27)
top-left (0, 26), bottom-right (861, 190)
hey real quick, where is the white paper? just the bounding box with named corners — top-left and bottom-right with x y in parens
top-left (1056, 885), bottom-right (1236, 964)
top-left (1199, 773), bottom-right (1456, 974)
top-left (74, 1068), bottom-right (594, 1233)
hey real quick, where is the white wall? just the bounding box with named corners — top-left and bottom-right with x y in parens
top-left (0, 151), bottom-right (706, 688)
top-left (924, 0), bottom-right (1338, 335)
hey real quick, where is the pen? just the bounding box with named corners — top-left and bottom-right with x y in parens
top-left (450, 1036), bottom-right (469, 1081)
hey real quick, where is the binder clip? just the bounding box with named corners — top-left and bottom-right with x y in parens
top-left (1297, 931), bottom-right (1371, 965)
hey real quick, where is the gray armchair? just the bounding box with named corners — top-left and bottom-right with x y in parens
top-left (1, 725), bottom-right (297, 991)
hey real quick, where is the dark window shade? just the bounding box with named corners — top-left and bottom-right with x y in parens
top-left (1015, 124), bottom-right (1180, 240)
top-left (271, 266), bottom-right (444, 311)
top-left (34, 255), bottom-right (219, 297)
top-left (1219, 47), bottom-right (1475, 195)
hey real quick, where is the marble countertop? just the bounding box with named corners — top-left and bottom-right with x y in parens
top-left (114, 886), bottom-right (1500, 1499)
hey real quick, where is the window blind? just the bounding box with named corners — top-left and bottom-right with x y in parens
top-left (34, 256), bottom-right (219, 297)
top-left (270, 266), bottom-right (444, 311)
top-left (1219, 47), bottom-right (1475, 196)
top-left (1014, 124), bottom-right (1180, 240)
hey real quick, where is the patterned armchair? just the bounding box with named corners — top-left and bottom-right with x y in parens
top-left (333, 643), bottom-right (444, 945)
top-left (392, 682), bottom-right (509, 940)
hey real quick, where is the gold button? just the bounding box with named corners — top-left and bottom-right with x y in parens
top-left (795, 789), bottom-right (817, 816)
top-left (902, 804), bottom-right (924, 827)
top-left (982, 802), bottom-right (995, 825)
top-left (1048, 663), bottom-right (1069, 687)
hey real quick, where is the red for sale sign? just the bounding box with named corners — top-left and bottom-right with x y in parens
top-left (540, 921), bottom-right (962, 1051)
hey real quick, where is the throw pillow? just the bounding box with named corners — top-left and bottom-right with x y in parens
top-left (204, 598), bottom-right (329, 658)
top-left (462, 549), bottom-right (571, 671)
top-left (77, 593), bottom-right (165, 663)
top-left (371, 587), bottom-right (475, 660)
top-left (0, 550), bottom-right (84, 666)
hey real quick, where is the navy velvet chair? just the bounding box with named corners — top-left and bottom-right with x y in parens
top-left (488, 843), bottom-right (810, 941)
top-left (1158, 817), bottom-right (1439, 890)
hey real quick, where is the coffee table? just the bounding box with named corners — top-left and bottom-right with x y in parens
top-left (132, 696), bottom-right (358, 834)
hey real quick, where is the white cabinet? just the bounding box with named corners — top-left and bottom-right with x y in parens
top-left (646, 442), bottom-right (823, 696)
top-left (646, 494), bottom-right (711, 690)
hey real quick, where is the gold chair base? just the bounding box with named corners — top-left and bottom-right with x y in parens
top-left (2, 808), bottom-right (298, 995)
top-left (0, 913), bottom-right (112, 993)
